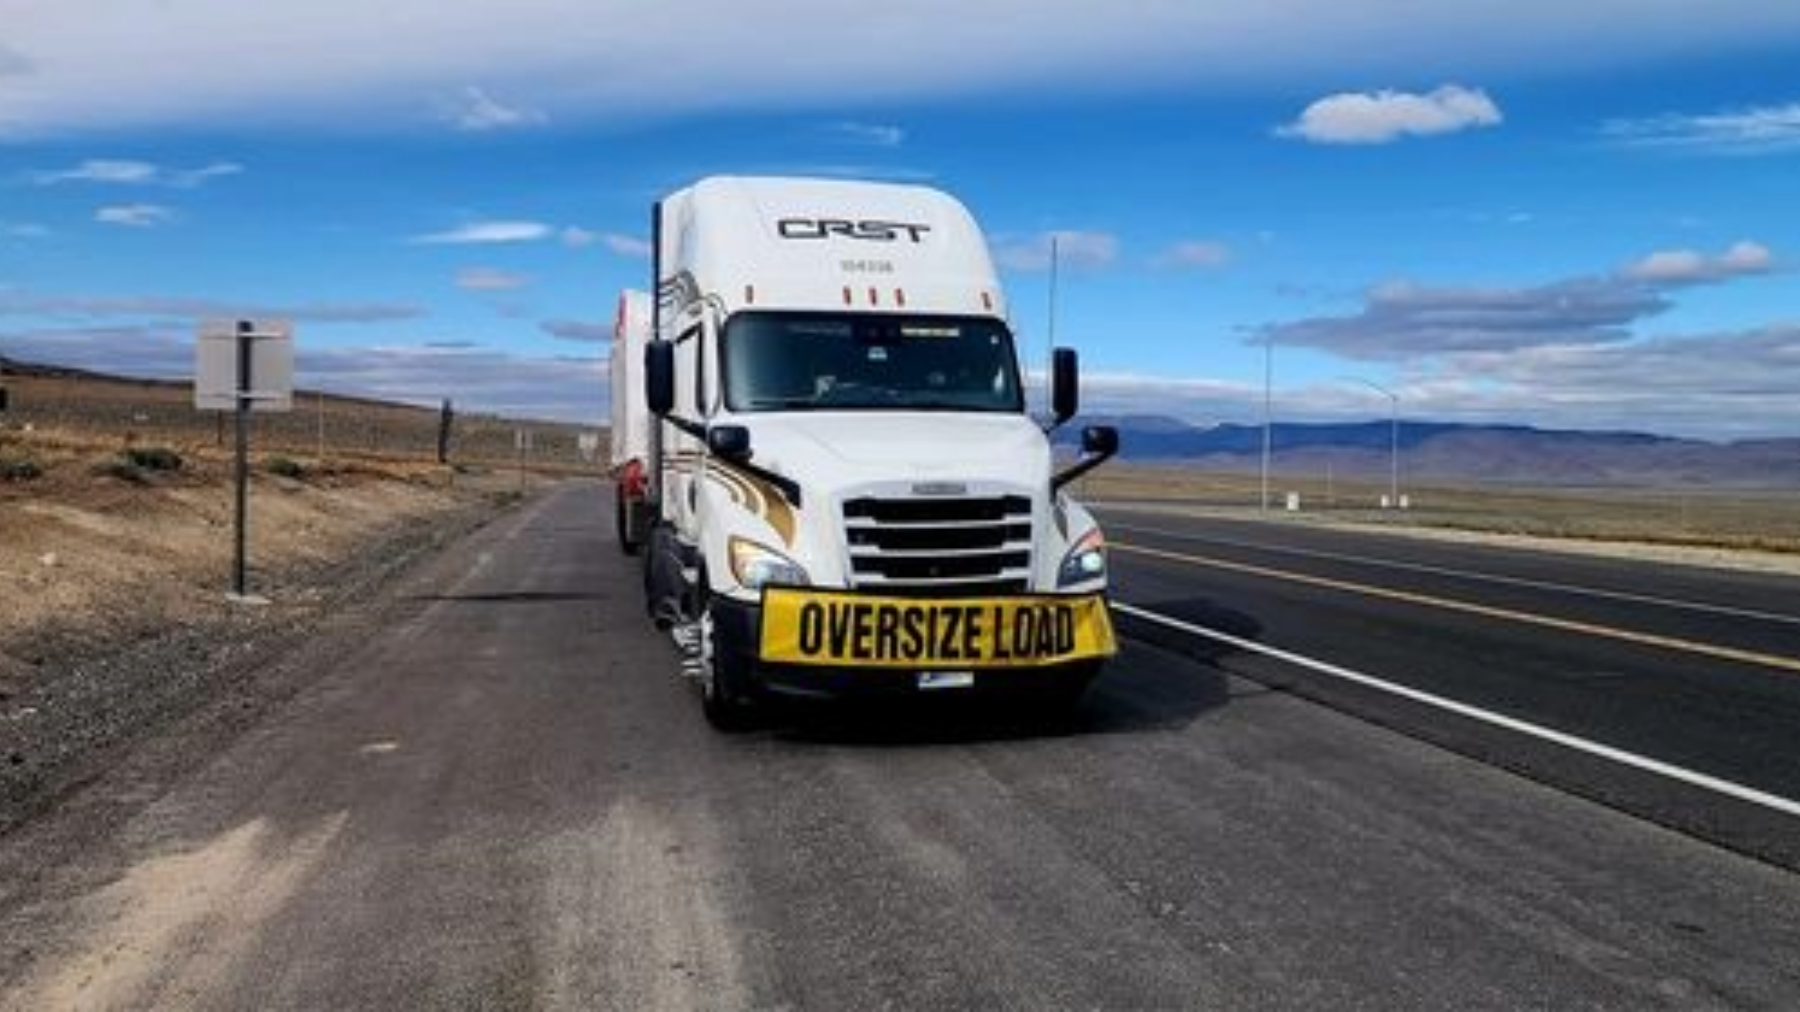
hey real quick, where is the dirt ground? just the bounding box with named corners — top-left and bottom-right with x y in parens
top-left (2, 424), bottom-right (515, 663)
top-left (0, 419), bottom-right (563, 829)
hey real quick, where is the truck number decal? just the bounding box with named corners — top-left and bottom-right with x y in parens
top-left (777, 218), bottom-right (932, 243)
top-left (760, 590), bottom-right (1115, 669)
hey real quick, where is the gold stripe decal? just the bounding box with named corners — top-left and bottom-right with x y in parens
top-left (760, 589), bottom-right (1116, 669)
top-left (669, 454), bottom-right (798, 549)
top-left (709, 460), bottom-right (795, 547)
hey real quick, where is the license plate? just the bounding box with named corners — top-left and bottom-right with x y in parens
top-left (759, 589), bottom-right (1116, 669)
top-left (918, 671), bottom-right (975, 690)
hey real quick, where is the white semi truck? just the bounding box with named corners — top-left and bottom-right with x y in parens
top-left (618, 175), bottom-right (1119, 728)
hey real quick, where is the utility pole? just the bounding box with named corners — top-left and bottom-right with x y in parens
top-left (1347, 377), bottom-right (1400, 511)
top-left (1260, 336), bottom-right (1273, 513)
top-left (437, 398), bottom-right (455, 464)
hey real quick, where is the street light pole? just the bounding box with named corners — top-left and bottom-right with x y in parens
top-left (1260, 335), bottom-right (1272, 513)
top-left (1347, 377), bottom-right (1400, 511)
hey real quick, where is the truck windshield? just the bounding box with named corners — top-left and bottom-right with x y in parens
top-left (722, 312), bottom-right (1024, 413)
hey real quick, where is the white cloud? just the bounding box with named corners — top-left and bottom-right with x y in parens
top-left (1602, 101), bottom-right (1800, 154)
top-left (560, 228), bottom-right (649, 257)
top-left (1624, 240), bottom-right (1774, 284)
top-left (601, 233), bottom-right (652, 259)
top-left (1060, 324), bottom-right (1800, 439)
top-left (4, 4), bottom-right (1795, 135)
top-left (540, 319), bottom-right (611, 342)
top-left (992, 230), bottom-right (1120, 272)
top-left (94, 203), bottom-right (174, 228)
top-left (0, 290), bottom-right (423, 323)
top-left (441, 86), bottom-right (546, 132)
top-left (173, 162), bottom-right (244, 186)
top-left (1278, 85), bottom-right (1502, 145)
top-left (30, 158), bottom-right (242, 187)
top-left (411, 221), bottom-right (554, 245)
top-left (1152, 241), bottom-right (1232, 270)
top-left (456, 267), bottom-right (532, 291)
top-left (0, 326), bottom-right (604, 423)
top-left (1263, 240), bottom-right (1779, 361)
top-left (4, 222), bottom-right (50, 239)
top-left (37, 158), bottom-right (156, 184)
top-left (1264, 278), bottom-right (1660, 360)
top-left (829, 121), bottom-right (905, 148)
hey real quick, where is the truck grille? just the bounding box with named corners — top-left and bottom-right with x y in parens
top-left (842, 495), bottom-right (1033, 595)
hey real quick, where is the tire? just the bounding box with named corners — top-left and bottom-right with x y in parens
top-left (614, 485), bottom-right (641, 556)
top-left (694, 584), bottom-right (761, 732)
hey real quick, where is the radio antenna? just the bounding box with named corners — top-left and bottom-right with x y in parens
top-left (1046, 233), bottom-right (1060, 420)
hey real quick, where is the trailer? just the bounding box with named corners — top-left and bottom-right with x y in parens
top-left (610, 289), bottom-right (653, 553)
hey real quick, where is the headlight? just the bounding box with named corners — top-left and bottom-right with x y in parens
top-left (1057, 528), bottom-right (1107, 588)
top-left (729, 536), bottom-right (810, 591)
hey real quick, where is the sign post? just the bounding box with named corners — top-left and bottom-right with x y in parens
top-left (196, 319), bottom-right (294, 602)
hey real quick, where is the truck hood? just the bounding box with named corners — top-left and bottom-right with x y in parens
top-left (737, 412), bottom-right (1051, 492)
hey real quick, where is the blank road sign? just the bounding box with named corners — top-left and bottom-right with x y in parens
top-left (196, 319), bottom-right (295, 412)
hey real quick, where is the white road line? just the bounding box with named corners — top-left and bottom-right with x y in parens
top-left (1104, 518), bottom-right (1800, 627)
top-left (1113, 601), bottom-right (1800, 820)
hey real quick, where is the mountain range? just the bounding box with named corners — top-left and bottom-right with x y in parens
top-left (1059, 416), bottom-right (1800, 489)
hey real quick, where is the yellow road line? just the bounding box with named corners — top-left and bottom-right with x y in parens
top-left (1112, 541), bottom-right (1800, 676)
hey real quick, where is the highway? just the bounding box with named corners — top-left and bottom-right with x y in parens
top-left (3, 483), bottom-right (1798, 1009)
top-left (1100, 504), bottom-right (1800, 866)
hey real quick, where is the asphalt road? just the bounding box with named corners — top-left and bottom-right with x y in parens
top-left (1099, 504), bottom-right (1800, 866)
top-left (4, 483), bottom-right (1799, 1010)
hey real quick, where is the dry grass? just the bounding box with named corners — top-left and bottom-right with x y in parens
top-left (0, 370), bottom-right (602, 473)
top-left (1081, 463), bottom-right (1800, 557)
top-left (0, 367), bottom-right (589, 665)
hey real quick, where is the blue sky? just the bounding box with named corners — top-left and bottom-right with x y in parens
top-left (2, 2), bottom-right (1798, 438)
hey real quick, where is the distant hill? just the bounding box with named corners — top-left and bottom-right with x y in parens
top-left (1060, 417), bottom-right (1800, 489)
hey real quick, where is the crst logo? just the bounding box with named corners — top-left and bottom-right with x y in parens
top-left (777, 218), bottom-right (932, 243)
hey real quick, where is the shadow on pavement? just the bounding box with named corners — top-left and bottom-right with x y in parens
top-left (756, 595), bottom-right (1263, 747)
top-left (1111, 596), bottom-right (1262, 667)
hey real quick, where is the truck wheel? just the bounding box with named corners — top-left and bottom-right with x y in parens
top-left (614, 485), bottom-right (641, 556)
top-left (696, 593), bottom-right (760, 732)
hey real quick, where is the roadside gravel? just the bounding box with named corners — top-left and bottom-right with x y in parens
top-left (0, 486), bottom-right (517, 840)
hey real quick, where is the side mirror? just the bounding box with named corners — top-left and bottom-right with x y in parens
top-left (1052, 422), bottom-right (1119, 492)
top-left (1051, 347), bottom-right (1078, 426)
top-left (1081, 425), bottom-right (1118, 457)
top-left (707, 424), bottom-right (751, 460)
top-left (645, 340), bottom-right (674, 417)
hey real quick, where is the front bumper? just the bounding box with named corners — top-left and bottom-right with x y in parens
top-left (711, 590), bottom-right (1113, 700)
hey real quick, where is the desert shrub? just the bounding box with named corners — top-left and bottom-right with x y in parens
top-left (264, 455), bottom-right (306, 479)
top-left (94, 459), bottom-right (149, 484)
top-left (123, 446), bottom-right (183, 472)
top-left (0, 457), bottom-right (42, 482)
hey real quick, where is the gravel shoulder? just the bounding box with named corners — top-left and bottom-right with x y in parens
top-left (0, 451), bottom-right (534, 837)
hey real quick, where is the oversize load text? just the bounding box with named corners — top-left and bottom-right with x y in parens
top-left (761, 592), bottom-right (1114, 668)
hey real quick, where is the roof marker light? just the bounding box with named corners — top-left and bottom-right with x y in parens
top-left (842, 285), bottom-right (853, 306)
top-left (981, 291), bottom-right (993, 311)
top-left (895, 288), bottom-right (907, 307)
top-left (868, 286), bottom-right (880, 306)
top-left (745, 284), bottom-right (756, 305)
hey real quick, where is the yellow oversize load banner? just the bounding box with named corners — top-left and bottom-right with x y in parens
top-left (760, 589), bottom-right (1117, 669)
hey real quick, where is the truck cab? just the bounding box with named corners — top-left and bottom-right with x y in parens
top-left (631, 176), bottom-right (1117, 728)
